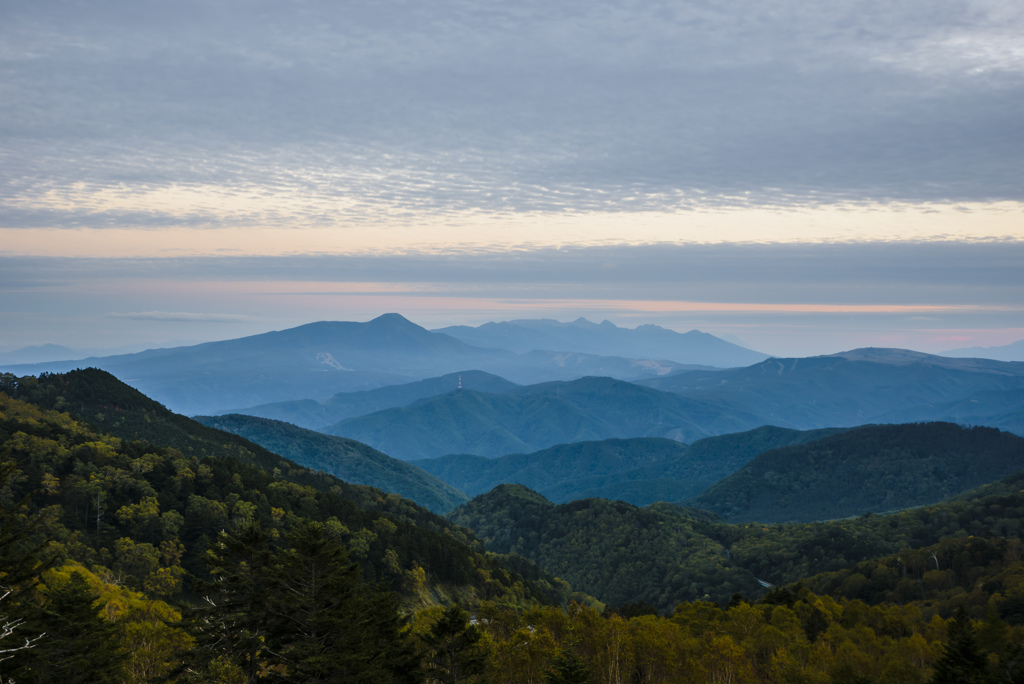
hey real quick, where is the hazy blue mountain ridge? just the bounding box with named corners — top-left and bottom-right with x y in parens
top-left (942, 338), bottom-right (1024, 362)
top-left (434, 317), bottom-right (769, 367)
top-left (1, 314), bottom-right (704, 415)
top-left (639, 348), bottom-right (1024, 435)
top-left (327, 376), bottom-right (764, 460)
top-left (413, 425), bottom-right (846, 506)
top-left (194, 413), bottom-right (470, 513)
top-left (686, 422), bottom-right (1024, 523)
top-left (219, 370), bottom-right (519, 430)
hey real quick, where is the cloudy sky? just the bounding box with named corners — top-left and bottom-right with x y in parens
top-left (1, 0), bottom-right (1022, 357)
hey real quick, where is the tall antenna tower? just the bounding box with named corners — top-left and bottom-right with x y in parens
top-left (458, 374), bottom-right (462, 390)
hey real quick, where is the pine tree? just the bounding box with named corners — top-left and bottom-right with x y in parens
top-left (15, 571), bottom-right (126, 683)
top-left (265, 521), bottom-right (421, 683)
top-left (193, 520), bottom-right (276, 683)
top-left (930, 607), bottom-right (991, 684)
top-left (421, 604), bottom-right (487, 684)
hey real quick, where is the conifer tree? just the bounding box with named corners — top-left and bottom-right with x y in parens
top-left (421, 604), bottom-right (488, 683)
top-left (15, 571), bottom-right (125, 683)
top-left (930, 607), bottom-right (991, 684)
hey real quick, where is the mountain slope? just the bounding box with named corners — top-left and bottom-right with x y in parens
top-left (221, 370), bottom-right (519, 430)
top-left (0, 372), bottom-right (573, 611)
top-left (413, 426), bottom-right (845, 506)
top-left (639, 348), bottom-right (1024, 435)
top-left (413, 438), bottom-right (687, 501)
top-left (942, 338), bottom-right (1024, 362)
top-left (434, 317), bottom-right (769, 367)
top-left (449, 485), bottom-right (763, 610)
top-left (687, 422), bottom-right (1024, 523)
top-left (328, 376), bottom-right (763, 460)
top-left (2, 314), bottom-right (704, 415)
top-left (0, 314), bottom-right (509, 414)
top-left (194, 414), bottom-right (469, 514)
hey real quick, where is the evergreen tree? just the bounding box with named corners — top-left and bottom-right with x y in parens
top-left (421, 604), bottom-right (487, 684)
top-left (930, 607), bottom-right (991, 684)
top-left (544, 647), bottom-right (591, 684)
top-left (14, 571), bottom-right (125, 683)
top-left (265, 521), bottom-right (421, 683)
top-left (193, 520), bottom-right (277, 683)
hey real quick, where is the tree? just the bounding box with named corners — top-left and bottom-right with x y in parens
top-left (15, 571), bottom-right (126, 683)
top-left (421, 604), bottom-right (488, 684)
top-left (266, 521), bottom-right (421, 683)
top-left (930, 607), bottom-right (991, 684)
top-left (192, 520), bottom-right (276, 683)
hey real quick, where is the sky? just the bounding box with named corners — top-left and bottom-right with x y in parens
top-left (1, 0), bottom-right (1022, 357)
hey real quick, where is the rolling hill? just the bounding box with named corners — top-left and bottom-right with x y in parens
top-left (327, 376), bottom-right (764, 460)
top-left (194, 414), bottom-right (470, 513)
top-left (220, 370), bottom-right (519, 430)
top-left (413, 426), bottom-right (845, 506)
top-left (686, 422), bottom-right (1024, 523)
top-left (639, 348), bottom-right (1024, 436)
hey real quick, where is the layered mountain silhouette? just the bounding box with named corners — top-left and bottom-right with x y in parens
top-left (639, 348), bottom-right (1024, 436)
top-left (325, 376), bottom-right (763, 460)
top-left (219, 370), bottom-right (520, 430)
top-left (194, 413), bottom-right (469, 513)
top-left (686, 422), bottom-right (1024, 523)
top-left (434, 317), bottom-right (769, 367)
top-left (412, 426), bottom-right (843, 506)
top-left (942, 338), bottom-right (1024, 362)
top-left (0, 314), bottom-right (703, 415)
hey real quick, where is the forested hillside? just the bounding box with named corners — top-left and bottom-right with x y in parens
top-left (0, 372), bottom-right (574, 680)
top-left (194, 413), bottom-right (469, 513)
top-left (6, 369), bottom-right (1024, 682)
top-left (452, 453), bottom-right (1024, 619)
top-left (414, 426), bottom-right (844, 506)
top-left (688, 422), bottom-right (1024, 522)
top-left (329, 376), bottom-right (761, 460)
top-left (223, 369), bottom-right (519, 430)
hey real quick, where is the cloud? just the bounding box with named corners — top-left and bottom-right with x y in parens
top-left (106, 311), bottom-right (258, 323)
top-left (1, 0), bottom-right (1023, 232)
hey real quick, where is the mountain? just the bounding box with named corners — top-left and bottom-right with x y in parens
top-left (686, 422), bottom-right (1024, 523)
top-left (2, 314), bottom-right (704, 415)
top-left (327, 376), bottom-right (764, 460)
top-left (412, 438), bottom-right (687, 502)
top-left (449, 484), bottom-right (765, 610)
top-left (194, 414), bottom-right (470, 514)
top-left (413, 426), bottom-right (844, 506)
top-left (434, 317), bottom-right (769, 367)
top-left (942, 339), bottom-right (1024, 362)
top-left (639, 347), bottom-right (1024, 436)
top-left (450, 445), bottom-right (1024, 612)
top-left (220, 370), bottom-right (520, 430)
top-left (0, 370), bottom-right (573, 612)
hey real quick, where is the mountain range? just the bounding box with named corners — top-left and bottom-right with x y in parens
top-left (325, 376), bottom-right (763, 460)
top-left (639, 347), bottom-right (1024, 435)
top-left (194, 413), bottom-right (470, 514)
top-left (434, 317), bottom-right (769, 367)
top-left (412, 426), bottom-right (843, 506)
top-left (0, 314), bottom-right (717, 415)
top-left (942, 338), bottom-right (1024, 362)
top-left (686, 422), bottom-right (1024, 522)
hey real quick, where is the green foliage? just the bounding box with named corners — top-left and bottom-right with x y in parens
top-left (418, 604), bottom-right (487, 683)
top-left (416, 425), bottom-right (844, 507)
top-left (195, 413), bottom-right (469, 513)
top-left (328, 376), bottom-right (762, 460)
top-left (688, 423), bottom-right (1024, 523)
top-left (451, 486), bottom-right (763, 612)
